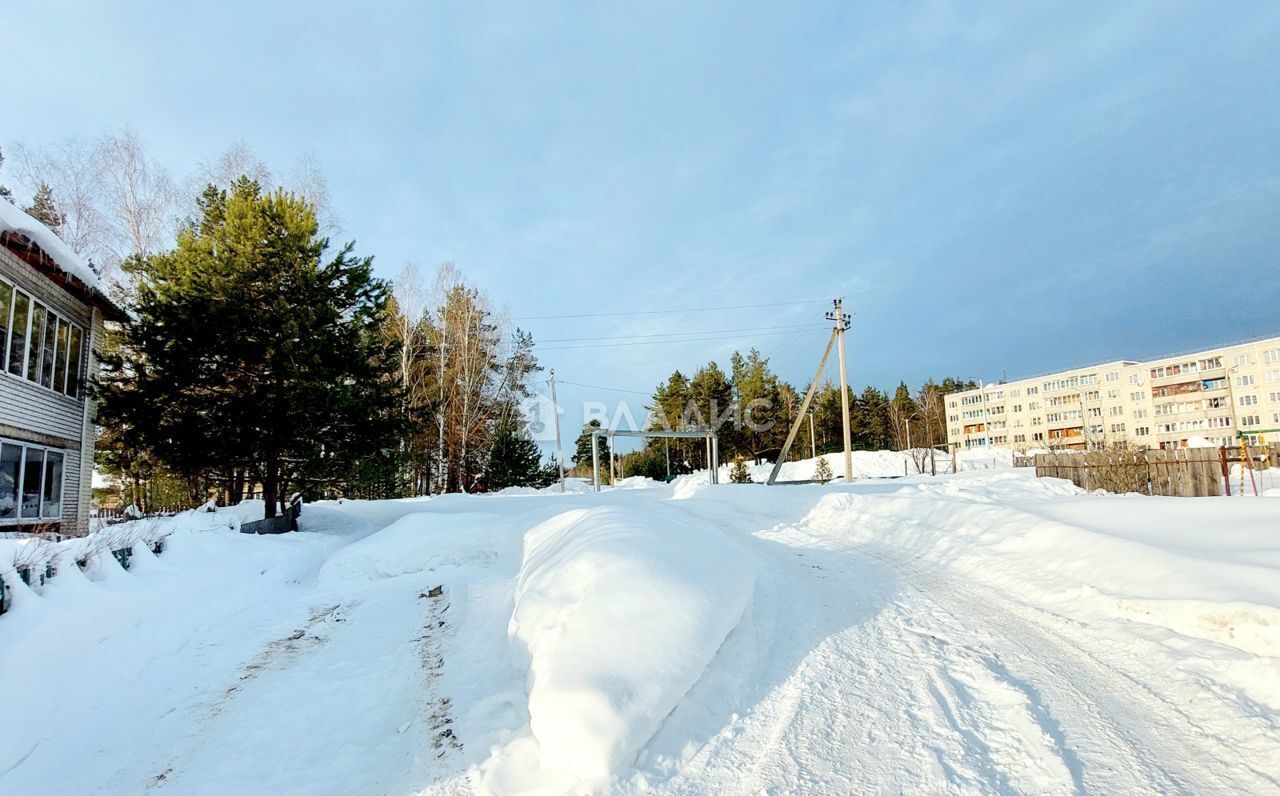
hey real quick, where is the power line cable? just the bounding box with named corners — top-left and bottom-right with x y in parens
top-left (555, 380), bottom-right (651, 396)
top-left (537, 328), bottom-right (824, 352)
top-left (513, 298), bottom-right (826, 321)
top-left (538, 322), bottom-right (826, 344)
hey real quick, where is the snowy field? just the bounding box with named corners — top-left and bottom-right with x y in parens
top-left (2, 457), bottom-right (1279, 794)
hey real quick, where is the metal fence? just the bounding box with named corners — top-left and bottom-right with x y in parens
top-left (239, 495), bottom-right (303, 535)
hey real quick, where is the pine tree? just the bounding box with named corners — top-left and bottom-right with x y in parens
top-left (98, 178), bottom-right (402, 516)
top-left (730, 457), bottom-right (752, 484)
top-left (573, 419), bottom-right (608, 465)
top-left (689, 362), bottom-right (734, 467)
top-left (731, 348), bottom-right (782, 459)
top-left (483, 419), bottom-right (544, 489)
top-left (25, 182), bottom-right (65, 233)
top-left (813, 456), bottom-right (833, 484)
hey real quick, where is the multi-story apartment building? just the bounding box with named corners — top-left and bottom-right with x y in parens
top-left (946, 335), bottom-right (1280, 452)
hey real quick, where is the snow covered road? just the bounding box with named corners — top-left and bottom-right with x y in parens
top-left (3, 471), bottom-right (1278, 794)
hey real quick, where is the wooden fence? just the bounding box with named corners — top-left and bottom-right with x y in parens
top-left (1033, 444), bottom-right (1279, 497)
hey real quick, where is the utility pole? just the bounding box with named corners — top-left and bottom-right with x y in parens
top-left (827, 299), bottom-right (853, 482)
top-left (808, 410), bottom-right (817, 459)
top-left (549, 369), bottom-right (566, 492)
top-left (766, 329), bottom-right (838, 485)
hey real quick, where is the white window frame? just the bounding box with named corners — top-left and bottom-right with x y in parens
top-left (0, 437), bottom-right (66, 524)
top-left (0, 275), bottom-right (86, 398)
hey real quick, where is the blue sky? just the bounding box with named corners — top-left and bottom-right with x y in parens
top-left (7, 2), bottom-right (1279, 443)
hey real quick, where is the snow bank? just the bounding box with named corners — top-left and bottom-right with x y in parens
top-left (712, 447), bottom-right (1014, 484)
top-left (794, 471), bottom-right (1280, 694)
top-left (495, 477), bottom-right (595, 496)
top-left (500, 505), bottom-right (754, 785)
top-left (318, 510), bottom-right (511, 584)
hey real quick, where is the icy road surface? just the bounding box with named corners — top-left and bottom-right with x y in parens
top-left (2, 470), bottom-right (1277, 795)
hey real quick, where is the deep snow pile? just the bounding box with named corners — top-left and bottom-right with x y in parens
top-left (498, 506), bottom-right (753, 786)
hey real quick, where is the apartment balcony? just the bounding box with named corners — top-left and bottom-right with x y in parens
top-left (1046, 417), bottom-right (1085, 430)
top-left (1149, 367), bottom-right (1226, 388)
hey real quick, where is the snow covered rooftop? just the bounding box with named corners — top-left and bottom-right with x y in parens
top-left (0, 200), bottom-right (124, 319)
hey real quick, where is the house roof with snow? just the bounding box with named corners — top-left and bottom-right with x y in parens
top-left (0, 200), bottom-right (127, 321)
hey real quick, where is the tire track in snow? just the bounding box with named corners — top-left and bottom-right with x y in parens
top-left (417, 584), bottom-right (462, 759)
top-left (144, 601), bottom-right (354, 790)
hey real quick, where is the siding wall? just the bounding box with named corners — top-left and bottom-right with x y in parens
top-left (0, 246), bottom-right (96, 535)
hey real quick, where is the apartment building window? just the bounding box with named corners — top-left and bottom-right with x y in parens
top-left (1105, 372), bottom-right (1118, 382)
top-left (1106, 389), bottom-right (1119, 399)
top-left (1130, 391), bottom-right (1146, 401)
top-left (1128, 374), bottom-right (1140, 384)
top-left (1026, 386), bottom-right (1038, 395)
top-left (1240, 415), bottom-right (1261, 427)
top-left (1088, 424), bottom-right (1104, 434)
top-left (1031, 417), bottom-right (1042, 426)
top-left (1031, 432), bottom-right (1044, 441)
top-left (1208, 416), bottom-right (1232, 428)
top-left (0, 278), bottom-right (86, 398)
top-left (1009, 389), bottom-right (1021, 398)
top-left (1271, 392), bottom-right (1280, 403)
top-left (1087, 407), bottom-right (1101, 417)
top-left (1011, 404), bottom-right (1022, 413)
top-left (1109, 423), bottom-right (1125, 433)
top-left (1202, 378), bottom-right (1226, 391)
top-left (0, 438), bottom-right (65, 523)
top-left (1239, 395), bottom-right (1258, 406)
top-left (1233, 354), bottom-right (1255, 367)
top-left (1133, 408), bottom-right (1147, 419)
top-left (1199, 356), bottom-right (1223, 370)
top-left (1108, 406), bottom-right (1124, 416)
top-left (1013, 434), bottom-right (1026, 443)
top-left (1264, 348), bottom-right (1280, 364)
top-left (1085, 390), bottom-right (1100, 401)
top-left (1236, 375), bottom-right (1255, 387)
top-left (1267, 370), bottom-right (1280, 384)
top-left (1204, 397), bottom-right (1227, 409)
top-left (1135, 427), bottom-right (1149, 436)
top-left (1028, 401), bottom-right (1039, 410)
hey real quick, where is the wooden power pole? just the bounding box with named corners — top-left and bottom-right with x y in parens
top-left (828, 299), bottom-right (853, 483)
